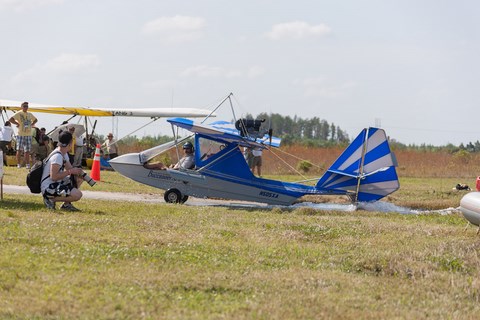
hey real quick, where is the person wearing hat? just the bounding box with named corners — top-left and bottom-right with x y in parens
top-left (41, 131), bottom-right (85, 211)
top-left (172, 141), bottom-right (195, 170)
top-left (102, 133), bottom-right (118, 159)
top-left (142, 141), bottom-right (195, 170)
top-left (9, 101), bottom-right (38, 169)
top-left (100, 150), bottom-right (113, 171)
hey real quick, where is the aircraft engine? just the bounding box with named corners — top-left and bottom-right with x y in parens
top-left (235, 118), bottom-right (265, 138)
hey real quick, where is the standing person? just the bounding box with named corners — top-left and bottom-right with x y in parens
top-left (102, 133), bottom-right (118, 159)
top-left (73, 133), bottom-right (84, 167)
top-left (250, 147), bottom-right (263, 176)
top-left (0, 121), bottom-right (14, 165)
top-left (38, 127), bottom-right (46, 143)
top-left (67, 126), bottom-right (76, 165)
top-left (243, 147), bottom-right (253, 168)
top-left (30, 127), bottom-right (40, 162)
top-left (9, 102), bottom-right (38, 169)
top-left (41, 131), bottom-right (84, 211)
top-left (37, 127), bottom-right (49, 160)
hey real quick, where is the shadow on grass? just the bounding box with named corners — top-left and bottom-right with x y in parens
top-left (0, 198), bottom-right (44, 211)
top-left (0, 197), bottom-right (109, 216)
top-left (210, 204), bottom-right (293, 214)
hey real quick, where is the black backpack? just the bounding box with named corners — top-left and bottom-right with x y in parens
top-left (26, 151), bottom-right (61, 194)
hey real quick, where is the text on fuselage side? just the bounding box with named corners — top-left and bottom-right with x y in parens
top-left (259, 191), bottom-right (279, 198)
top-left (148, 171), bottom-right (173, 180)
top-left (113, 111), bottom-right (134, 116)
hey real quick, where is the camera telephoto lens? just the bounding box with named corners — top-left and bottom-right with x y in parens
top-left (82, 172), bottom-right (96, 187)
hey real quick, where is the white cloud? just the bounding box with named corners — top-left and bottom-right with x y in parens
top-left (0, 0), bottom-right (63, 12)
top-left (266, 21), bottom-right (331, 40)
top-left (12, 53), bottom-right (100, 82)
top-left (180, 65), bottom-right (265, 79)
top-left (294, 77), bottom-right (356, 98)
top-left (142, 15), bottom-right (206, 43)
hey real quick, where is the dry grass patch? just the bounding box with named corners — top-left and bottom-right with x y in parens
top-left (1, 146), bottom-right (479, 318)
top-left (1, 193), bottom-right (480, 319)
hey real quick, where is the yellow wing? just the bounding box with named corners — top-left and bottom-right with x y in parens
top-left (0, 99), bottom-right (213, 118)
top-left (1, 100), bottom-right (113, 116)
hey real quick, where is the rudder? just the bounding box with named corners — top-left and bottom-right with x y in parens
top-left (315, 127), bottom-right (399, 202)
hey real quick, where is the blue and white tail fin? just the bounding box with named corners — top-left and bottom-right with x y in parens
top-left (315, 127), bottom-right (399, 202)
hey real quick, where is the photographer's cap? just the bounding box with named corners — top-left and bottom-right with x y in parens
top-left (58, 131), bottom-right (72, 148)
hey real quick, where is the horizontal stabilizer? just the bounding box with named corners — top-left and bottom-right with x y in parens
top-left (316, 127), bottom-right (399, 202)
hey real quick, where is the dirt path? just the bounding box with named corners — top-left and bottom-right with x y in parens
top-left (1, 184), bottom-right (268, 208)
top-left (3, 184), bottom-right (455, 214)
top-left (3, 184), bottom-right (164, 203)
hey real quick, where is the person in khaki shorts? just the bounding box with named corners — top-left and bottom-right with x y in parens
top-left (250, 147), bottom-right (263, 177)
top-left (30, 127), bottom-right (40, 162)
top-left (9, 102), bottom-right (37, 168)
top-left (37, 127), bottom-right (50, 160)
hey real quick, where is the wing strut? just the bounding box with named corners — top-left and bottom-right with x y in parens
top-left (199, 93), bottom-right (233, 125)
top-left (105, 117), bottom-right (160, 152)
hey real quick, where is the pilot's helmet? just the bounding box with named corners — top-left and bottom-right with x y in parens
top-left (183, 141), bottom-right (193, 150)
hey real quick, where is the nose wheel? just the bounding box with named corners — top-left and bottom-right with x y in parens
top-left (164, 188), bottom-right (189, 204)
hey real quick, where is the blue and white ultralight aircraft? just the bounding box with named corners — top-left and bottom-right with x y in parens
top-left (109, 95), bottom-right (400, 206)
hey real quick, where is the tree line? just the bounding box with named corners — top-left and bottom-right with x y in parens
top-left (250, 112), bottom-right (350, 146)
top-left (116, 115), bottom-right (480, 152)
top-left (115, 113), bottom-right (350, 150)
top-left (386, 139), bottom-right (480, 153)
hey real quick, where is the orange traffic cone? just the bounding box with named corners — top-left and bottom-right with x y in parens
top-left (90, 144), bottom-right (101, 181)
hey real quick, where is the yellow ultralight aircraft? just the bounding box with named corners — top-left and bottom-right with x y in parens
top-left (0, 98), bottom-right (215, 164)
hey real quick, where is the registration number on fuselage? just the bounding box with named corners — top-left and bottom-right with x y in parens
top-left (259, 191), bottom-right (279, 198)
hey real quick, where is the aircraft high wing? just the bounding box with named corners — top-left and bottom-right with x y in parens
top-left (167, 118), bottom-right (281, 148)
top-left (0, 99), bottom-right (214, 118)
top-left (0, 98), bottom-right (215, 161)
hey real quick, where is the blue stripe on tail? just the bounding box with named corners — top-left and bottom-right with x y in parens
top-left (315, 127), bottom-right (399, 202)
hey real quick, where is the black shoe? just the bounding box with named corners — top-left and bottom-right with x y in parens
top-left (43, 195), bottom-right (56, 210)
top-left (60, 203), bottom-right (80, 212)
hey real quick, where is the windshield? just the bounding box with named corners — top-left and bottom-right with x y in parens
top-left (197, 136), bottom-right (227, 162)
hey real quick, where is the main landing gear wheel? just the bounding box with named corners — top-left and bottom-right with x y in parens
top-left (164, 189), bottom-right (189, 204)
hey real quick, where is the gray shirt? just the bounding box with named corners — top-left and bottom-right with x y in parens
top-left (175, 154), bottom-right (195, 169)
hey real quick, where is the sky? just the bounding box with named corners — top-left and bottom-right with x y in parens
top-left (1, 0), bottom-right (479, 146)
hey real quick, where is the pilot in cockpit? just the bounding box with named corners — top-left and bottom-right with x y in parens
top-left (143, 141), bottom-right (195, 170)
top-left (172, 141), bottom-right (195, 169)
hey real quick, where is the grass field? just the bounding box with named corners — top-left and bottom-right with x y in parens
top-left (1, 149), bottom-right (480, 319)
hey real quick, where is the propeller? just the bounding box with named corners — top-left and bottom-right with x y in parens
top-left (267, 113), bottom-right (273, 146)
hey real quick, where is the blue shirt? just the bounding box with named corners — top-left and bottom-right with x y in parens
top-left (100, 156), bottom-right (111, 169)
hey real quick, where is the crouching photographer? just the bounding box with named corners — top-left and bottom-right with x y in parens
top-left (40, 131), bottom-right (91, 211)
